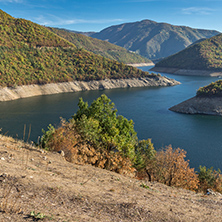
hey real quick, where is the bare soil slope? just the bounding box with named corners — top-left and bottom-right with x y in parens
top-left (0, 135), bottom-right (222, 221)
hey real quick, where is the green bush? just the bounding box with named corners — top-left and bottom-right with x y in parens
top-left (41, 124), bottom-right (55, 150)
top-left (198, 165), bottom-right (222, 192)
top-left (73, 94), bottom-right (137, 159)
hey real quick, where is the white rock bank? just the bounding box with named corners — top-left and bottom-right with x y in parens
top-left (0, 77), bottom-right (180, 102)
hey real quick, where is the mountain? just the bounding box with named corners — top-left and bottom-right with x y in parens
top-left (90, 20), bottom-right (220, 60)
top-left (153, 33), bottom-right (222, 72)
top-left (0, 10), bottom-right (73, 48)
top-left (47, 27), bottom-right (152, 64)
top-left (0, 10), bottom-right (154, 88)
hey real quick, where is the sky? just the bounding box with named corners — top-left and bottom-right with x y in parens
top-left (1, 0), bottom-right (222, 32)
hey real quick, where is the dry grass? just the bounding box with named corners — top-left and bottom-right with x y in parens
top-left (0, 134), bottom-right (222, 221)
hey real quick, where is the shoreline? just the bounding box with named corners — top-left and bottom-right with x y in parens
top-left (0, 77), bottom-right (180, 102)
top-left (169, 96), bottom-right (222, 116)
top-left (151, 67), bottom-right (222, 77)
top-left (127, 62), bottom-right (154, 67)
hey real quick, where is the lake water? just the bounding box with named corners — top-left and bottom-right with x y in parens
top-left (0, 66), bottom-right (221, 170)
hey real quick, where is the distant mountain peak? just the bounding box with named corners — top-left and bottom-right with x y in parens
top-left (90, 20), bottom-right (220, 60)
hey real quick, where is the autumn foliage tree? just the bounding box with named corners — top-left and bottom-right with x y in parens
top-left (146, 146), bottom-right (199, 191)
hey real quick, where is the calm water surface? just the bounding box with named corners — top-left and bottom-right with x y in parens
top-left (0, 66), bottom-right (221, 170)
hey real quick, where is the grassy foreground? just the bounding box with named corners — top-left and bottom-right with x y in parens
top-left (1, 134), bottom-right (222, 221)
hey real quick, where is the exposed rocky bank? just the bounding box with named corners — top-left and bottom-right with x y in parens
top-left (127, 62), bottom-right (154, 67)
top-left (151, 67), bottom-right (222, 77)
top-left (0, 76), bottom-right (180, 102)
top-left (169, 96), bottom-right (222, 116)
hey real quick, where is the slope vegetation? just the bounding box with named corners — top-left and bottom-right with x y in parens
top-left (155, 33), bottom-right (222, 71)
top-left (0, 10), bottom-right (153, 87)
top-left (48, 27), bottom-right (152, 64)
top-left (0, 10), bottom-right (73, 48)
top-left (1, 134), bottom-right (222, 222)
top-left (90, 19), bottom-right (219, 60)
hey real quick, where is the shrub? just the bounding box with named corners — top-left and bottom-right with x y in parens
top-left (198, 165), bottom-right (222, 193)
top-left (40, 124), bottom-right (55, 150)
top-left (146, 146), bottom-right (199, 191)
top-left (134, 139), bottom-right (156, 180)
top-left (73, 94), bottom-right (137, 159)
top-left (41, 95), bottom-right (204, 191)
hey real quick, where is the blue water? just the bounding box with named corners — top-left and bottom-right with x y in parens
top-left (0, 66), bottom-right (221, 170)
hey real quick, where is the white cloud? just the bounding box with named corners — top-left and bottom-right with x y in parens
top-left (182, 7), bottom-right (215, 15)
top-left (0, 0), bottom-right (23, 2)
top-left (34, 15), bottom-right (124, 26)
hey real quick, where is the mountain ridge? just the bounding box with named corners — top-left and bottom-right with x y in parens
top-left (152, 33), bottom-right (222, 75)
top-left (47, 27), bottom-right (152, 64)
top-left (88, 19), bottom-right (219, 60)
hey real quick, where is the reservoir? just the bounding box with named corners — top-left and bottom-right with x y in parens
top-left (0, 66), bottom-right (221, 170)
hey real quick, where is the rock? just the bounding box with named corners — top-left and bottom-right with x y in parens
top-left (151, 67), bottom-right (222, 77)
top-left (58, 150), bottom-right (65, 157)
top-left (39, 149), bottom-right (45, 154)
top-left (169, 96), bottom-right (222, 116)
top-left (206, 189), bottom-right (222, 196)
top-left (0, 173), bottom-right (8, 182)
top-left (0, 78), bottom-right (180, 102)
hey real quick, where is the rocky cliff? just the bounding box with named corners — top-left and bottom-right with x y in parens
top-left (0, 77), bottom-right (180, 102)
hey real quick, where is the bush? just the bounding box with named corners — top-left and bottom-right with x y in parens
top-left (73, 94), bottom-right (137, 159)
top-left (198, 165), bottom-right (222, 193)
top-left (40, 124), bottom-right (55, 150)
top-left (146, 146), bottom-right (199, 191)
top-left (134, 139), bottom-right (156, 171)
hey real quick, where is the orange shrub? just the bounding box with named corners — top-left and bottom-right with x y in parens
top-left (147, 146), bottom-right (199, 191)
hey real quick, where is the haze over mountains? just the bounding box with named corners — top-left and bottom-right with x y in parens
top-left (88, 20), bottom-right (219, 61)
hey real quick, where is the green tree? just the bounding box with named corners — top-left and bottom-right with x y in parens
top-left (73, 94), bottom-right (137, 159)
top-left (198, 165), bottom-right (222, 192)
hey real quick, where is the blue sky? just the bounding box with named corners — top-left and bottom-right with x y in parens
top-left (1, 0), bottom-right (222, 32)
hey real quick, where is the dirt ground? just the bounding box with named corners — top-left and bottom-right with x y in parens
top-left (0, 134), bottom-right (222, 222)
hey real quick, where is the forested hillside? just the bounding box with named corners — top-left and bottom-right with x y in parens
top-left (0, 10), bottom-right (152, 87)
top-left (48, 27), bottom-right (152, 64)
top-left (155, 33), bottom-right (222, 71)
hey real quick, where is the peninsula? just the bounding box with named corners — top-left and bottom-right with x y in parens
top-left (170, 80), bottom-right (222, 115)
